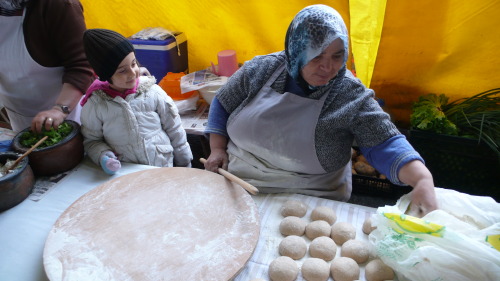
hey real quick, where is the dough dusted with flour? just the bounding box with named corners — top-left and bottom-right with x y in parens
top-left (279, 235), bottom-right (307, 260)
top-left (305, 220), bottom-right (331, 240)
top-left (330, 257), bottom-right (360, 281)
top-left (310, 206), bottom-right (336, 225)
top-left (341, 239), bottom-right (371, 264)
top-left (268, 256), bottom-right (299, 281)
top-left (301, 258), bottom-right (330, 281)
top-left (365, 259), bottom-right (395, 281)
top-left (309, 236), bottom-right (337, 261)
top-left (279, 216), bottom-right (307, 236)
top-left (362, 216), bottom-right (376, 234)
top-left (281, 200), bottom-right (308, 218)
top-left (331, 222), bottom-right (356, 245)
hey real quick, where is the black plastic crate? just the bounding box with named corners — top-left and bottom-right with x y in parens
top-left (352, 174), bottom-right (412, 198)
top-left (351, 147), bottom-right (412, 198)
top-left (408, 129), bottom-right (499, 201)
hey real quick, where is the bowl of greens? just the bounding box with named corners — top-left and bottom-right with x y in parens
top-left (11, 120), bottom-right (84, 177)
top-left (0, 151), bottom-right (35, 211)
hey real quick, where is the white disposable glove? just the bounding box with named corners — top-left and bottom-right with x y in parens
top-left (100, 151), bottom-right (121, 175)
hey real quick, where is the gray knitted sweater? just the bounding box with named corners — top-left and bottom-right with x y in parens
top-left (217, 51), bottom-right (401, 172)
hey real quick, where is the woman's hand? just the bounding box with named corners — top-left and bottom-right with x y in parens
top-left (204, 133), bottom-right (229, 173)
top-left (407, 179), bottom-right (438, 217)
top-left (31, 108), bottom-right (67, 133)
top-left (398, 160), bottom-right (438, 217)
top-left (204, 148), bottom-right (228, 173)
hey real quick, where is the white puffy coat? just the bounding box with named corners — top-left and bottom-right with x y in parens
top-left (81, 76), bottom-right (192, 168)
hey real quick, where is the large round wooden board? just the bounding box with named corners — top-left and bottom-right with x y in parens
top-left (43, 168), bottom-right (260, 281)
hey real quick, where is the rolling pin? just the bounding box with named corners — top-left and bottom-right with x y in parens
top-left (199, 158), bottom-right (258, 195)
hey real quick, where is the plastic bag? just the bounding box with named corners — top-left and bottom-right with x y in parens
top-left (369, 188), bottom-right (500, 281)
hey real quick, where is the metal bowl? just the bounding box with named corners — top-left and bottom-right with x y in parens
top-left (0, 151), bottom-right (35, 211)
top-left (11, 120), bottom-right (84, 177)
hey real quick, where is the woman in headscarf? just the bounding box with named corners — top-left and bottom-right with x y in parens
top-left (204, 4), bottom-right (437, 216)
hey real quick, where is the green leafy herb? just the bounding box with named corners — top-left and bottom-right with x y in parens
top-left (411, 89), bottom-right (500, 157)
top-left (410, 93), bottom-right (458, 135)
top-left (20, 122), bottom-right (73, 148)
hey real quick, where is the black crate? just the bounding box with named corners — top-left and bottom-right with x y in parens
top-left (351, 147), bottom-right (412, 198)
top-left (408, 129), bottom-right (499, 201)
top-left (352, 174), bottom-right (412, 198)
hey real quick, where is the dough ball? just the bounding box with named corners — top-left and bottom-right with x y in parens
top-left (281, 200), bottom-right (308, 218)
top-left (330, 257), bottom-right (360, 281)
top-left (365, 259), bottom-right (395, 281)
top-left (250, 279), bottom-right (266, 281)
top-left (331, 222), bottom-right (356, 245)
top-left (362, 216), bottom-right (376, 234)
top-left (305, 220), bottom-right (331, 240)
top-left (268, 256), bottom-right (299, 281)
top-left (301, 258), bottom-right (330, 281)
top-left (279, 216), bottom-right (307, 236)
top-left (340, 239), bottom-right (370, 264)
top-left (279, 235), bottom-right (307, 260)
top-left (309, 236), bottom-right (337, 261)
top-left (310, 206), bottom-right (337, 225)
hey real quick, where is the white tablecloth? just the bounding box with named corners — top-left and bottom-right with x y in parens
top-left (0, 158), bottom-right (377, 281)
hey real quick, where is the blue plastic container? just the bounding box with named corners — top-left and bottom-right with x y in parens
top-left (128, 32), bottom-right (188, 81)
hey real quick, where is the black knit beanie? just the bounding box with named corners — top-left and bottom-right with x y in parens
top-left (83, 28), bottom-right (135, 82)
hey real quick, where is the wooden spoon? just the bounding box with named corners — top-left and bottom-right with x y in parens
top-left (199, 158), bottom-right (258, 195)
top-left (8, 135), bottom-right (49, 171)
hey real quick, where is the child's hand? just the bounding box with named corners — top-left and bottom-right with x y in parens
top-left (100, 151), bottom-right (121, 175)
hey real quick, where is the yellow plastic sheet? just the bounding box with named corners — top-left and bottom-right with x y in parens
top-left (81, 0), bottom-right (500, 127)
top-left (370, 0), bottom-right (500, 126)
top-left (349, 0), bottom-right (387, 88)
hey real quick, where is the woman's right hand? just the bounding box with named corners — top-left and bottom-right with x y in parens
top-left (204, 148), bottom-right (229, 173)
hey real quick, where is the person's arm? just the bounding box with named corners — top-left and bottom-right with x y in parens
top-left (360, 135), bottom-right (438, 217)
top-left (154, 84), bottom-right (193, 167)
top-left (25, 0), bottom-right (93, 132)
top-left (31, 83), bottom-right (83, 132)
top-left (398, 160), bottom-right (438, 217)
top-left (205, 133), bottom-right (229, 172)
top-left (204, 97), bottom-right (230, 172)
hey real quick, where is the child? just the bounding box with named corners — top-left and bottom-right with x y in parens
top-left (81, 28), bottom-right (193, 174)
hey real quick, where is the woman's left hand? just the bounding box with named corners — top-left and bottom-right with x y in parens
top-left (407, 181), bottom-right (438, 217)
top-left (398, 160), bottom-right (438, 217)
top-left (31, 108), bottom-right (67, 133)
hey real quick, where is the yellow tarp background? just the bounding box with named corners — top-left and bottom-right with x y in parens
top-left (81, 0), bottom-right (500, 127)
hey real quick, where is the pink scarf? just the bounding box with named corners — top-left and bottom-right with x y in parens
top-left (80, 79), bottom-right (139, 106)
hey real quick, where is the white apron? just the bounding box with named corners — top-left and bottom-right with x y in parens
top-left (0, 9), bottom-right (81, 132)
top-left (227, 64), bottom-right (351, 200)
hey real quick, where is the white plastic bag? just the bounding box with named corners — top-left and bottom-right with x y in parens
top-left (369, 188), bottom-right (500, 281)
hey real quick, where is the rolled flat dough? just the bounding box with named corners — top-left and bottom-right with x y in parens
top-left (43, 167), bottom-right (260, 281)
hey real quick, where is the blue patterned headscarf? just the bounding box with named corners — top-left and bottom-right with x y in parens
top-left (285, 4), bottom-right (349, 81)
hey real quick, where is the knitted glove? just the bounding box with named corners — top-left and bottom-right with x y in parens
top-left (100, 151), bottom-right (121, 175)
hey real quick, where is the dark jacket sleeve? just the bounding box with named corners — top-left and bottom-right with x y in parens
top-left (24, 0), bottom-right (93, 95)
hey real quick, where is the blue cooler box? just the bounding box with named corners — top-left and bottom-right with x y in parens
top-left (129, 32), bottom-right (188, 81)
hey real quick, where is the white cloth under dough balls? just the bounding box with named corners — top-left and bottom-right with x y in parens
top-left (330, 257), bottom-right (360, 281)
top-left (269, 256), bottom-right (299, 281)
top-left (365, 259), bottom-right (395, 281)
top-left (331, 221), bottom-right (356, 245)
top-left (279, 235), bottom-right (308, 260)
top-left (279, 216), bottom-right (307, 236)
top-left (281, 200), bottom-right (308, 217)
top-left (310, 206), bottom-right (337, 225)
top-left (301, 258), bottom-right (330, 281)
top-left (305, 220), bottom-right (331, 240)
top-left (362, 216), bottom-right (376, 234)
top-left (340, 239), bottom-right (371, 263)
top-left (309, 236), bottom-right (337, 261)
